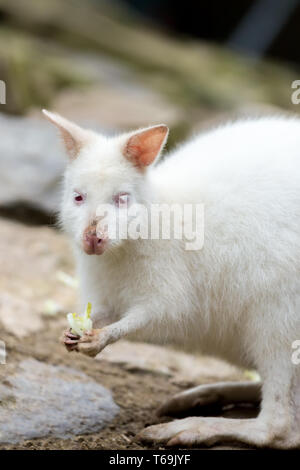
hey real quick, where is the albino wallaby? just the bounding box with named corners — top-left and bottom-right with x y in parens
top-left (43, 109), bottom-right (300, 448)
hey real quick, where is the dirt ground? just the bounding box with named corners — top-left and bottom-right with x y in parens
top-left (0, 316), bottom-right (259, 451)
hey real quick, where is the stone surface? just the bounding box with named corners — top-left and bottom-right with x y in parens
top-left (0, 359), bottom-right (119, 444)
top-left (99, 340), bottom-right (243, 384)
top-left (0, 218), bottom-right (76, 337)
top-left (0, 113), bottom-right (66, 214)
top-left (48, 83), bottom-right (183, 132)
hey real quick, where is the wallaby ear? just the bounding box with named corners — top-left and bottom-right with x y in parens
top-left (42, 109), bottom-right (94, 160)
top-left (123, 125), bottom-right (169, 168)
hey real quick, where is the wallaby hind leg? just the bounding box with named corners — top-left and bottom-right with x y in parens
top-left (139, 351), bottom-right (300, 448)
top-left (157, 381), bottom-right (261, 417)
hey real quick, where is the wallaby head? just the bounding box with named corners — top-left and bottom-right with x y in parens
top-left (42, 110), bottom-right (168, 255)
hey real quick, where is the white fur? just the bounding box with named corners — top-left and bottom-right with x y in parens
top-left (57, 115), bottom-right (300, 447)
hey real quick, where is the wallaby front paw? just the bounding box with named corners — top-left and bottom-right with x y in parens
top-left (62, 328), bottom-right (80, 352)
top-left (78, 328), bottom-right (109, 357)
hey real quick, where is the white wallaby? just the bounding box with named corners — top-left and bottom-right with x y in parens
top-left (43, 109), bottom-right (300, 448)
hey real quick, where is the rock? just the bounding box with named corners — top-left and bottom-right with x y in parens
top-left (0, 358), bottom-right (119, 444)
top-left (0, 113), bottom-right (66, 214)
top-left (28, 51), bottom-right (186, 148)
top-left (0, 218), bottom-right (75, 337)
top-left (99, 340), bottom-right (243, 384)
top-left (47, 83), bottom-right (183, 132)
top-left (0, 292), bottom-right (44, 339)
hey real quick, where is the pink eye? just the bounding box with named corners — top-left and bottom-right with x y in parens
top-left (74, 191), bottom-right (85, 205)
top-left (113, 192), bottom-right (130, 207)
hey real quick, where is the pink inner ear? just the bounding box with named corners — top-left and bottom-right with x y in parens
top-left (124, 125), bottom-right (168, 167)
top-left (62, 131), bottom-right (82, 160)
top-left (42, 109), bottom-right (92, 160)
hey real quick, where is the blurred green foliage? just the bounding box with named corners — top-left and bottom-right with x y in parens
top-left (0, 0), bottom-right (298, 118)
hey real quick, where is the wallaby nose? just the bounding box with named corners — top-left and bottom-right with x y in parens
top-left (83, 228), bottom-right (103, 254)
top-left (83, 223), bottom-right (108, 255)
top-left (85, 233), bottom-right (102, 251)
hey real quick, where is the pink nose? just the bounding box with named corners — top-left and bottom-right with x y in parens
top-left (84, 233), bottom-right (102, 253)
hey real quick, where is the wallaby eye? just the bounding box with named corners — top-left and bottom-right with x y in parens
top-left (74, 190), bottom-right (85, 205)
top-left (113, 192), bottom-right (130, 207)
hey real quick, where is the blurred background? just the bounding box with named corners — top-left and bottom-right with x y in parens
top-left (0, 0), bottom-right (297, 449)
top-left (1, 0), bottom-right (300, 223)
